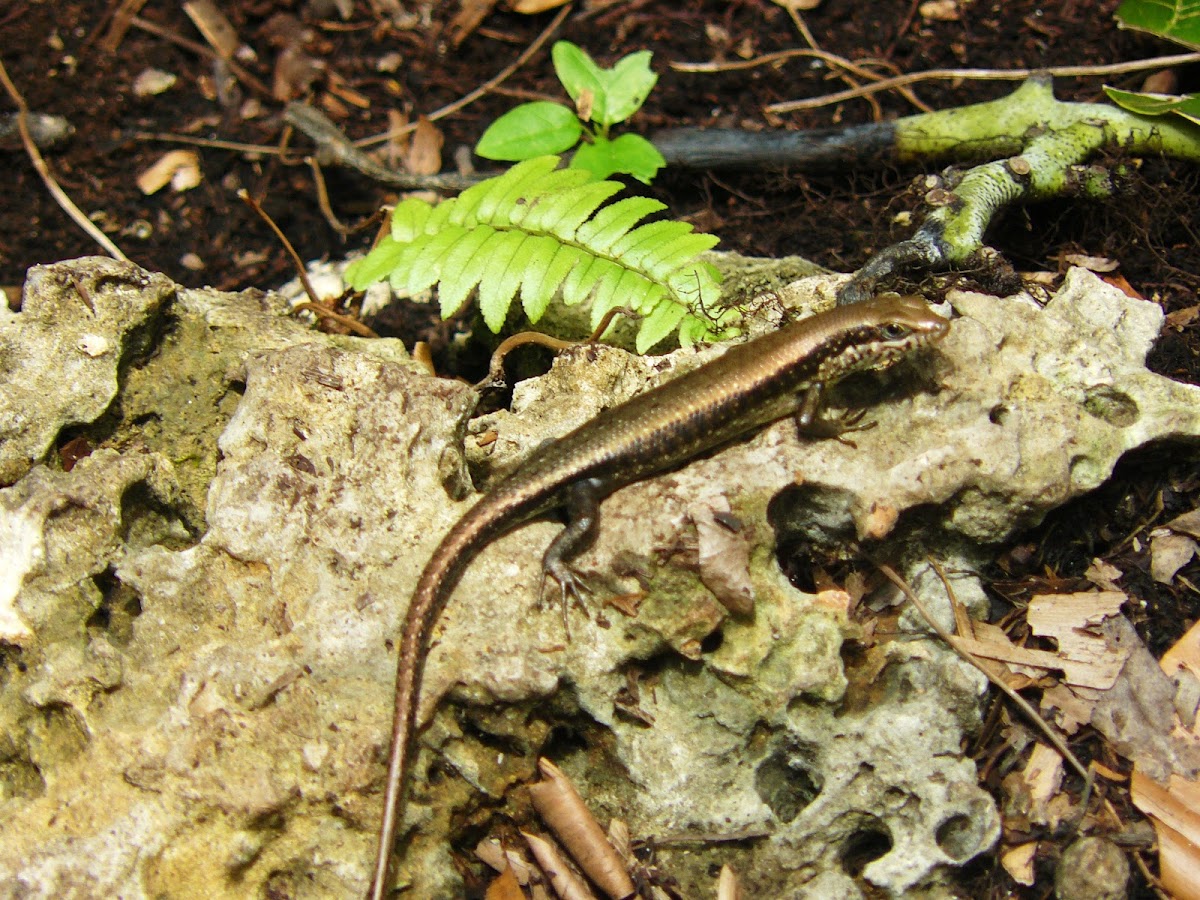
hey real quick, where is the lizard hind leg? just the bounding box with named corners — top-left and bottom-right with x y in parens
top-left (540, 476), bottom-right (605, 637)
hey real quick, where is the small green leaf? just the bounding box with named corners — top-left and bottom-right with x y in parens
top-left (436, 226), bottom-right (496, 315)
top-left (524, 245), bottom-right (583, 321)
top-left (535, 180), bottom-right (623, 237)
top-left (641, 232), bottom-right (721, 279)
top-left (610, 219), bottom-right (693, 261)
top-left (636, 297), bottom-right (688, 353)
top-left (476, 156), bottom-right (561, 222)
top-left (478, 232), bottom-right (529, 331)
top-left (571, 134), bottom-right (665, 183)
top-left (601, 51), bottom-right (657, 124)
top-left (590, 267), bottom-right (647, 329)
top-left (1104, 86), bottom-right (1200, 125)
top-left (390, 197), bottom-right (435, 242)
top-left (573, 196), bottom-right (665, 252)
top-left (1116, 0), bottom-right (1200, 50)
top-left (346, 236), bottom-right (406, 289)
top-left (553, 42), bottom-right (608, 121)
top-left (513, 235), bottom-right (560, 319)
top-left (551, 42), bottom-right (657, 126)
top-left (404, 225), bottom-right (469, 292)
top-left (476, 103), bottom-right (583, 161)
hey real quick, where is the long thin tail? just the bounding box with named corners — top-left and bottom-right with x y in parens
top-left (367, 493), bottom-right (526, 898)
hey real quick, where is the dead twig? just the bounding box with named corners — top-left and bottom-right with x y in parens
top-left (0, 59), bottom-right (130, 263)
top-left (236, 188), bottom-right (378, 339)
top-left (764, 53), bottom-right (1200, 113)
top-left (878, 561), bottom-right (1091, 781)
top-left (129, 14), bottom-right (274, 99)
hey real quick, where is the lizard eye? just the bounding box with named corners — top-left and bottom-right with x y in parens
top-left (880, 323), bottom-right (908, 340)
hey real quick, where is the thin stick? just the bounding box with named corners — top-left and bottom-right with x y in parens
top-left (355, 3), bottom-right (573, 149)
top-left (292, 301), bottom-right (379, 338)
top-left (307, 157), bottom-right (352, 236)
top-left (135, 132), bottom-right (284, 155)
top-left (129, 14), bottom-right (274, 99)
top-left (0, 59), bottom-right (130, 262)
top-left (766, 53), bottom-right (1200, 113)
top-left (877, 561), bottom-right (1091, 781)
top-left (236, 188), bottom-right (322, 306)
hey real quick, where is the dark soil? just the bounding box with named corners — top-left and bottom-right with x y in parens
top-left (4, 1), bottom-right (1199, 897)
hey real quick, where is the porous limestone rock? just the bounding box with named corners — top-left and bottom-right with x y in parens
top-left (1, 257), bottom-right (1197, 898)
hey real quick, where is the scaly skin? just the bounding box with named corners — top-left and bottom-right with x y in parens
top-left (368, 293), bottom-right (949, 898)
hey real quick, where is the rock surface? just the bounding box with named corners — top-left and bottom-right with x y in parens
top-left (2, 258), bottom-right (1197, 897)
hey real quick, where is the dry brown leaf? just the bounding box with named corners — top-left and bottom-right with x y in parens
top-left (449, 0), bottom-right (498, 45)
top-left (956, 609), bottom-right (1125, 690)
top-left (1162, 618), bottom-right (1200, 691)
top-left (522, 831), bottom-right (599, 900)
top-left (1026, 591), bottom-right (1127, 689)
top-left (919, 0), bottom-right (960, 20)
top-left (273, 46), bottom-right (326, 102)
top-left (1166, 508), bottom-right (1200, 540)
top-left (1084, 558), bottom-right (1123, 592)
top-left (1150, 530), bottom-right (1198, 584)
top-left (137, 150), bottom-right (202, 194)
top-left (1000, 841), bottom-right (1037, 886)
top-left (486, 864), bottom-right (527, 900)
top-left (1166, 304), bottom-right (1200, 329)
top-left (1061, 252), bottom-right (1119, 272)
top-left (511, 0), bottom-right (572, 12)
top-left (717, 863), bottom-right (742, 900)
top-left (529, 759), bottom-right (634, 900)
top-left (1131, 771), bottom-right (1200, 900)
top-left (1040, 682), bottom-right (1097, 733)
top-left (690, 498), bottom-right (754, 615)
top-left (1089, 617), bottom-right (1200, 782)
top-left (476, 838), bottom-right (537, 884)
top-left (182, 0), bottom-right (240, 59)
top-left (405, 117), bottom-right (444, 176)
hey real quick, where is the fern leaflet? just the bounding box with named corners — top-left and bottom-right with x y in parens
top-left (345, 156), bottom-right (737, 351)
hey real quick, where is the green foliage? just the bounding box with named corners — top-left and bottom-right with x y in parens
top-left (344, 156), bottom-right (735, 353)
top-left (1116, 0), bottom-right (1200, 49)
top-left (475, 41), bottom-right (666, 185)
top-left (1104, 86), bottom-right (1200, 126)
top-left (1109, 1), bottom-right (1200, 129)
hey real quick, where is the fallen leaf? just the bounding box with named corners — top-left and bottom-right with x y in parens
top-left (485, 864), bottom-right (526, 900)
top-left (449, 0), bottom-right (497, 45)
top-left (1000, 841), bottom-right (1037, 886)
top-left (691, 498), bottom-right (755, 615)
top-left (405, 116), bottom-right (444, 176)
top-left (1131, 771), bottom-right (1200, 900)
top-left (1149, 530), bottom-right (1198, 584)
top-left (137, 150), bottom-right (202, 194)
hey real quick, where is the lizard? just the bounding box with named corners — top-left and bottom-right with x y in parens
top-left (368, 292), bottom-right (950, 898)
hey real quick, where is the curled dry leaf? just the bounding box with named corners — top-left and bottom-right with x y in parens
top-left (717, 863), bottom-right (742, 900)
top-left (690, 498), bottom-right (755, 615)
top-left (529, 758), bottom-right (636, 900)
top-left (485, 864), bottom-right (527, 900)
top-left (522, 830), bottom-right (600, 900)
top-left (1131, 618), bottom-right (1200, 900)
top-left (182, 0), bottom-right (240, 59)
top-left (137, 150), bottom-right (202, 195)
top-left (405, 117), bottom-right (444, 176)
top-left (510, 0), bottom-right (572, 12)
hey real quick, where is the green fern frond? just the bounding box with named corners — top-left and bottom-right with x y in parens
top-left (345, 155), bottom-right (737, 352)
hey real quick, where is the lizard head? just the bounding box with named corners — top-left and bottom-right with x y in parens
top-left (815, 292), bottom-right (950, 382)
